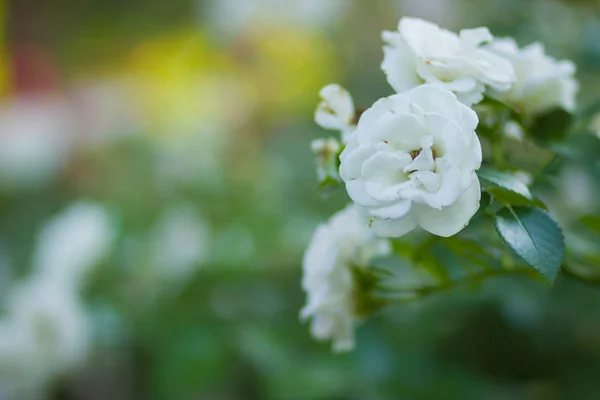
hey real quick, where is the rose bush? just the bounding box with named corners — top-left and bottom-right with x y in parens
top-left (304, 15), bottom-right (591, 353)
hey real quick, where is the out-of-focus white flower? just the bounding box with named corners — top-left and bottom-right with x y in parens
top-left (311, 137), bottom-right (341, 182)
top-left (381, 17), bottom-right (515, 105)
top-left (315, 84), bottom-right (356, 143)
top-left (339, 85), bottom-right (482, 238)
top-left (395, 0), bottom-right (459, 28)
top-left (150, 205), bottom-right (210, 282)
top-left (70, 79), bottom-right (139, 145)
top-left (0, 277), bottom-right (91, 398)
top-left (311, 137), bottom-right (341, 155)
top-left (486, 38), bottom-right (578, 115)
top-left (593, 113), bottom-right (600, 139)
top-left (156, 123), bottom-right (229, 189)
top-left (203, 0), bottom-right (347, 35)
top-left (301, 205), bottom-right (391, 352)
top-left (559, 165), bottom-right (595, 213)
top-left (513, 171), bottom-right (533, 187)
top-left (0, 97), bottom-right (74, 191)
top-left (32, 202), bottom-right (116, 287)
top-left (503, 120), bottom-right (525, 141)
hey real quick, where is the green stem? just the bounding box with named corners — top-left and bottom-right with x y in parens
top-left (491, 109), bottom-right (511, 167)
top-left (492, 137), bottom-right (505, 167)
top-left (377, 267), bottom-right (540, 304)
top-left (534, 154), bottom-right (562, 185)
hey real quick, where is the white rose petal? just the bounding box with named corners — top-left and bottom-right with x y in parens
top-left (315, 84), bottom-right (356, 142)
top-left (301, 205), bottom-right (391, 352)
top-left (486, 38), bottom-right (578, 115)
top-left (339, 85), bottom-right (482, 238)
top-left (381, 17), bottom-right (515, 105)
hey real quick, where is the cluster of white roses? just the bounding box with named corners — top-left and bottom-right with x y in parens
top-left (302, 17), bottom-right (578, 351)
top-left (301, 206), bottom-right (391, 352)
top-left (0, 203), bottom-right (115, 398)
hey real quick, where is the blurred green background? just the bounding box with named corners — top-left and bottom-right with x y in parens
top-left (1, 0), bottom-right (600, 399)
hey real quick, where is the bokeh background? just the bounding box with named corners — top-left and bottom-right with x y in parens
top-left (1, 0), bottom-right (600, 399)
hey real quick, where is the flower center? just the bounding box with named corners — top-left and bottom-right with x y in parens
top-left (409, 146), bottom-right (439, 161)
top-left (402, 137), bottom-right (441, 193)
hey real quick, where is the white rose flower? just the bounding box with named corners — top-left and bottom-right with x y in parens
top-left (339, 85), bottom-right (482, 238)
top-left (381, 17), bottom-right (515, 105)
top-left (486, 38), bottom-right (578, 115)
top-left (315, 84), bottom-right (356, 142)
top-left (301, 205), bottom-right (390, 352)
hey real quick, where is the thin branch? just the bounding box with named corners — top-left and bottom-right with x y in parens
top-left (375, 267), bottom-right (541, 304)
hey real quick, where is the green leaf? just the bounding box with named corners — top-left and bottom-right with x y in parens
top-left (577, 215), bottom-right (600, 237)
top-left (390, 239), bottom-right (450, 282)
top-left (551, 133), bottom-right (600, 163)
top-left (486, 187), bottom-right (547, 209)
top-left (563, 259), bottom-right (600, 285)
top-left (494, 206), bottom-right (565, 282)
top-left (480, 94), bottom-right (520, 116)
top-left (316, 175), bottom-right (341, 199)
top-left (477, 168), bottom-right (546, 209)
top-left (478, 168), bottom-right (532, 199)
top-left (530, 108), bottom-right (573, 143)
top-left (578, 99), bottom-right (600, 120)
top-left (440, 236), bottom-right (498, 271)
top-left (473, 192), bottom-right (492, 218)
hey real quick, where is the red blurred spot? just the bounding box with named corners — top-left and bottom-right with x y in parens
top-left (10, 43), bottom-right (62, 95)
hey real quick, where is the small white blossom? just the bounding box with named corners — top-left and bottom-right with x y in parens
top-left (150, 205), bottom-right (210, 282)
top-left (0, 97), bottom-right (73, 191)
top-left (513, 171), bottom-right (533, 187)
top-left (559, 165), bottom-right (595, 214)
top-left (339, 85), bottom-right (482, 238)
top-left (593, 113), bottom-right (600, 139)
top-left (311, 137), bottom-right (341, 181)
top-left (301, 205), bottom-right (390, 352)
top-left (381, 17), bottom-right (515, 105)
top-left (503, 120), bottom-right (525, 141)
top-left (486, 38), bottom-right (578, 115)
top-left (311, 137), bottom-right (341, 155)
top-left (315, 84), bottom-right (356, 142)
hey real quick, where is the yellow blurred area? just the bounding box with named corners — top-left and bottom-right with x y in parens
top-left (124, 25), bottom-right (334, 139)
top-left (0, 0), bottom-right (11, 97)
top-left (125, 28), bottom-right (241, 138)
top-left (233, 24), bottom-right (335, 116)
